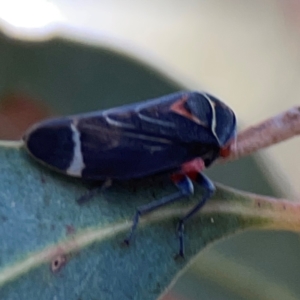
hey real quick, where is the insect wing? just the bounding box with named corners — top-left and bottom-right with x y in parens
top-left (24, 91), bottom-right (236, 179)
top-left (76, 93), bottom-right (197, 179)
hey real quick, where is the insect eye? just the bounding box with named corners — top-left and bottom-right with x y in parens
top-left (211, 101), bottom-right (236, 145)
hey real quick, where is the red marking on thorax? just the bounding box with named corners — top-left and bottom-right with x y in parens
top-left (171, 158), bottom-right (205, 183)
top-left (170, 96), bottom-right (205, 125)
top-left (181, 158), bottom-right (205, 180)
top-left (171, 173), bottom-right (185, 183)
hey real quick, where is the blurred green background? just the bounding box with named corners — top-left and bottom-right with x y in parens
top-left (1, 1), bottom-right (300, 299)
top-left (0, 33), bottom-right (299, 300)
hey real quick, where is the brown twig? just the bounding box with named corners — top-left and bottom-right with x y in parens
top-left (219, 106), bottom-right (300, 163)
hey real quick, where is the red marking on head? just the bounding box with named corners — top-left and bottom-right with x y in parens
top-left (220, 142), bottom-right (233, 158)
top-left (170, 96), bottom-right (205, 125)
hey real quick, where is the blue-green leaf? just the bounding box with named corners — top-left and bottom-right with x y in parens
top-left (0, 142), bottom-right (298, 300)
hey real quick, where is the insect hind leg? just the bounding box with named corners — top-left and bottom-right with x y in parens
top-left (124, 175), bottom-right (193, 245)
top-left (176, 173), bottom-right (215, 258)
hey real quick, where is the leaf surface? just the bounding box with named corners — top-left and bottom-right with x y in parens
top-left (0, 143), bottom-right (295, 300)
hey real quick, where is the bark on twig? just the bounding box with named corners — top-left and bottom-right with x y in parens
top-left (219, 106), bottom-right (300, 163)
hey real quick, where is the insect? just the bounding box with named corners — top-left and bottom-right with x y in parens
top-left (23, 91), bottom-right (236, 257)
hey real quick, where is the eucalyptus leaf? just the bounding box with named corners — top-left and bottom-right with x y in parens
top-left (0, 142), bottom-right (297, 300)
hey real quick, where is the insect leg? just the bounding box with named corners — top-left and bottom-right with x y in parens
top-left (177, 173), bottom-right (215, 258)
top-left (77, 179), bottom-right (112, 204)
top-left (124, 175), bottom-right (194, 245)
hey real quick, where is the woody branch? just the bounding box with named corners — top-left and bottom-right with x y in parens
top-left (218, 106), bottom-right (300, 163)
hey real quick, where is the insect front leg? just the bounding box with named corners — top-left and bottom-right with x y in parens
top-left (77, 178), bottom-right (112, 204)
top-left (176, 172), bottom-right (215, 258)
top-left (124, 175), bottom-right (193, 246)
